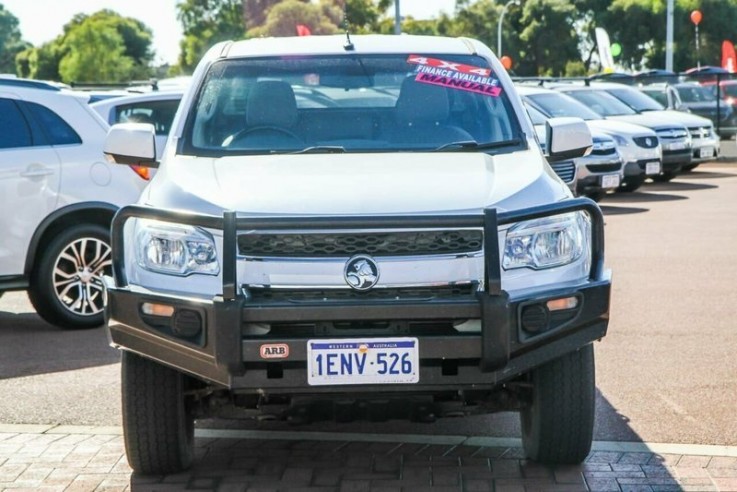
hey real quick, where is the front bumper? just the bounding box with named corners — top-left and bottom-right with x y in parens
top-left (105, 199), bottom-right (611, 394)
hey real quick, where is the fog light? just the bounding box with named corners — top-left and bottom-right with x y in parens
top-left (173, 309), bottom-right (202, 337)
top-left (141, 303), bottom-right (175, 317)
top-left (546, 296), bottom-right (579, 312)
top-left (521, 304), bottom-right (549, 333)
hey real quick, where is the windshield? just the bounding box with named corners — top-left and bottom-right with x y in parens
top-left (182, 54), bottom-right (521, 156)
top-left (560, 89), bottom-right (638, 116)
top-left (606, 87), bottom-right (665, 111)
top-left (525, 92), bottom-right (602, 120)
top-left (641, 89), bottom-right (668, 107)
top-left (677, 85), bottom-right (717, 103)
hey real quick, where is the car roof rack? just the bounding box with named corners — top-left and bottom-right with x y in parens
top-left (0, 76), bottom-right (63, 91)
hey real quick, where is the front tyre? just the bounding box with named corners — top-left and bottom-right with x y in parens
top-left (520, 344), bottom-right (595, 464)
top-left (122, 351), bottom-right (194, 475)
top-left (29, 223), bottom-right (112, 329)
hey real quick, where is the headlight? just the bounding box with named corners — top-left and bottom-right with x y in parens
top-left (135, 220), bottom-right (219, 276)
top-left (503, 212), bottom-right (590, 270)
top-left (611, 134), bottom-right (630, 147)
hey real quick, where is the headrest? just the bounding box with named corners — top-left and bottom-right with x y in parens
top-left (395, 77), bottom-right (450, 125)
top-left (246, 80), bottom-right (298, 128)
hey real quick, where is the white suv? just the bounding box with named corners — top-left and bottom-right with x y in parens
top-left (0, 78), bottom-right (148, 328)
top-left (103, 35), bottom-right (611, 474)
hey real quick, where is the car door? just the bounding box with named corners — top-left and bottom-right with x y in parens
top-left (0, 95), bottom-right (61, 277)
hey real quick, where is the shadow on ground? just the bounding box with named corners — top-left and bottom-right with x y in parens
top-left (0, 310), bottom-right (118, 379)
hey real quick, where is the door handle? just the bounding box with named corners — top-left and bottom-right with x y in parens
top-left (20, 165), bottom-right (55, 178)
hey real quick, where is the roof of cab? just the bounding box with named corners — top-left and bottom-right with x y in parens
top-left (225, 34), bottom-right (483, 59)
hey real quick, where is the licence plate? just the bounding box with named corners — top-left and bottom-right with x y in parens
top-left (666, 142), bottom-right (687, 151)
top-left (307, 338), bottom-right (419, 386)
top-left (601, 173), bottom-right (620, 189)
top-left (645, 161), bottom-right (661, 175)
top-left (699, 146), bottom-right (715, 158)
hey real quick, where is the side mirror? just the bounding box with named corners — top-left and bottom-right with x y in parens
top-left (104, 123), bottom-right (158, 168)
top-left (545, 117), bottom-right (593, 163)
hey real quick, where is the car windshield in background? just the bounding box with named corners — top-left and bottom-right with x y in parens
top-left (182, 54), bottom-right (521, 156)
top-left (641, 89), bottom-right (668, 107)
top-left (525, 92), bottom-right (602, 120)
top-left (561, 90), bottom-right (638, 117)
top-left (677, 85), bottom-right (717, 103)
top-left (606, 87), bottom-right (665, 112)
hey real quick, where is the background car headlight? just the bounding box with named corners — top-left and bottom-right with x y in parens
top-left (135, 220), bottom-right (219, 276)
top-left (503, 212), bottom-right (589, 270)
top-left (611, 134), bottom-right (630, 147)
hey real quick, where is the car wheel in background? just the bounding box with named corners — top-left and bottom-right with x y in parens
top-left (122, 351), bottom-right (195, 474)
top-left (29, 223), bottom-right (111, 329)
top-left (520, 344), bottom-right (596, 464)
top-left (617, 176), bottom-right (644, 192)
top-left (651, 171), bottom-right (679, 182)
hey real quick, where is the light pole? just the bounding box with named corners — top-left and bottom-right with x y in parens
top-left (497, 0), bottom-right (520, 56)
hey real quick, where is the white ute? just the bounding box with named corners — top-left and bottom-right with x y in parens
top-left (102, 35), bottom-right (611, 474)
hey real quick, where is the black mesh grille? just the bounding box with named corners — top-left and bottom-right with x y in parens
top-left (689, 126), bottom-right (712, 139)
top-left (549, 161), bottom-right (576, 183)
top-left (237, 230), bottom-right (483, 257)
top-left (633, 136), bottom-right (659, 148)
top-left (590, 147), bottom-right (617, 156)
top-left (585, 163), bottom-right (621, 173)
top-left (249, 284), bottom-right (477, 303)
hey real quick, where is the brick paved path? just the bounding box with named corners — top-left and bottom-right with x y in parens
top-left (1, 425), bottom-right (736, 491)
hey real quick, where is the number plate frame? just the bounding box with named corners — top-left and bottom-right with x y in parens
top-left (645, 161), bottom-right (661, 175)
top-left (699, 146), bottom-right (715, 159)
top-left (307, 338), bottom-right (419, 386)
top-left (600, 173), bottom-right (620, 189)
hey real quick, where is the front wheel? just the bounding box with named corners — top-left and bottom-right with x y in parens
top-left (651, 170), bottom-right (679, 182)
top-left (122, 351), bottom-right (194, 475)
top-left (29, 223), bottom-right (112, 329)
top-left (520, 344), bottom-right (595, 464)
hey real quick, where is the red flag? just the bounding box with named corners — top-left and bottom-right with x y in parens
top-left (722, 40), bottom-right (736, 73)
top-left (296, 24), bottom-right (311, 36)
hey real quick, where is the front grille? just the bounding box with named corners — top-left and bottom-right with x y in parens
top-left (656, 128), bottom-right (689, 140)
top-left (248, 284), bottom-right (478, 303)
top-left (590, 147), bottom-right (617, 156)
top-left (689, 126), bottom-right (712, 139)
top-left (585, 163), bottom-right (621, 173)
top-left (237, 230), bottom-right (483, 257)
top-left (549, 160), bottom-right (576, 184)
top-left (633, 136), bottom-right (659, 148)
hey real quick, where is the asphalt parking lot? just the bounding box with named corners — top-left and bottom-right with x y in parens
top-left (2, 154), bottom-right (737, 491)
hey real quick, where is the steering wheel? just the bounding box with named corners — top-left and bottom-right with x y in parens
top-left (225, 126), bottom-right (302, 147)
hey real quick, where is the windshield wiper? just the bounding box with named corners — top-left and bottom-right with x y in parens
top-left (288, 146), bottom-right (347, 154)
top-left (433, 138), bottom-right (522, 152)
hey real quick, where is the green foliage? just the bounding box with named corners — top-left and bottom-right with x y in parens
top-left (0, 4), bottom-right (30, 74)
top-left (579, 0), bottom-right (737, 71)
top-left (247, 0), bottom-right (340, 37)
top-left (58, 21), bottom-right (134, 83)
top-left (177, 0), bottom-right (245, 73)
top-left (13, 9), bottom-right (153, 83)
top-left (15, 42), bottom-right (63, 80)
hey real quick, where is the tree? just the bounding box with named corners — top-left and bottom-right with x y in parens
top-left (247, 0), bottom-right (340, 37)
top-left (0, 4), bottom-right (30, 74)
top-left (14, 9), bottom-right (153, 82)
top-left (177, 0), bottom-right (245, 73)
top-left (58, 21), bottom-right (134, 83)
top-left (578, 0), bottom-right (737, 71)
top-left (15, 42), bottom-right (63, 80)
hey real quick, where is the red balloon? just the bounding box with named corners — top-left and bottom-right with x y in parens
top-left (501, 56), bottom-right (513, 70)
top-left (691, 10), bottom-right (702, 26)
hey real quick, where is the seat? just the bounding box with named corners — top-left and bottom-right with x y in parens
top-left (389, 77), bottom-right (474, 146)
top-left (224, 80), bottom-right (304, 149)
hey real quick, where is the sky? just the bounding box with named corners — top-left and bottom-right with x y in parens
top-left (2, 0), bottom-right (457, 66)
